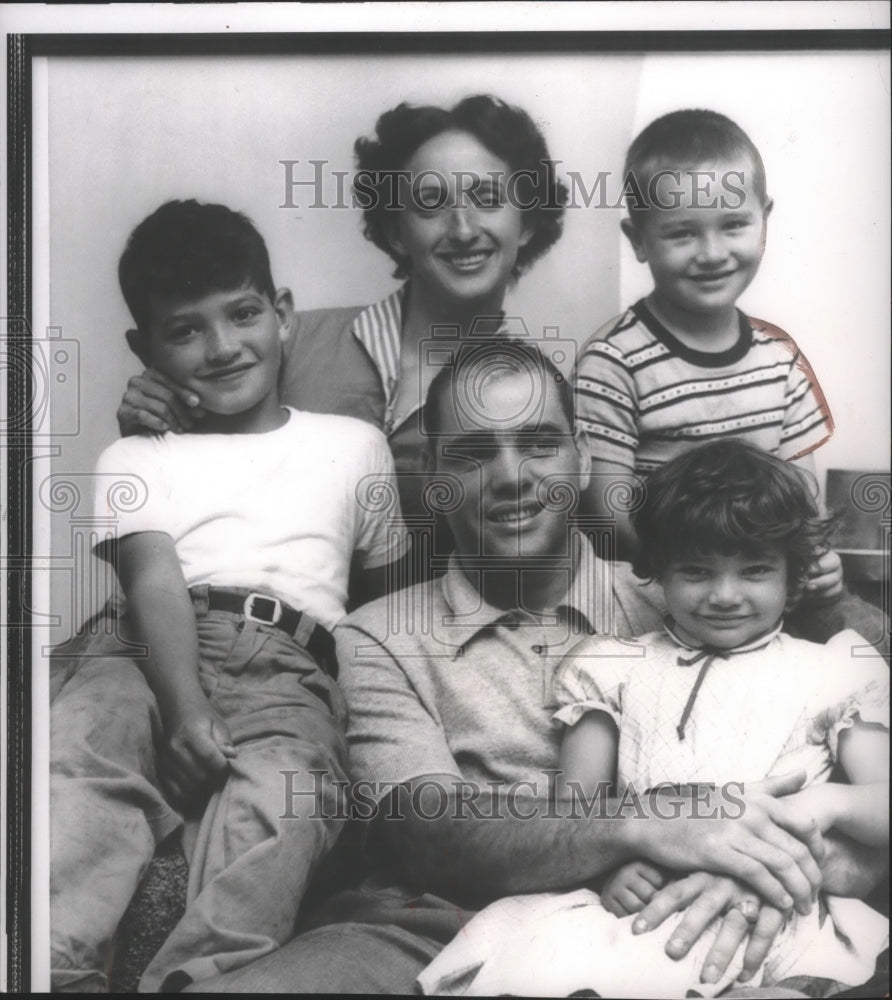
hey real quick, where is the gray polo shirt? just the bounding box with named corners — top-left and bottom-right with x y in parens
top-left (336, 533), bottom-right (665, 798)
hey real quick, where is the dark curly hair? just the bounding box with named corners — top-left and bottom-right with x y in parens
top-left (631, 439), bottom-right (834, 587)
top-left (119, 199), bottom-right (275, 330)
top-left (353, 94), bottom-right (568, 280)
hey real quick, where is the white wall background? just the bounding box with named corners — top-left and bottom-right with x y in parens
top-left (40, 49), bottom-right (890, 638)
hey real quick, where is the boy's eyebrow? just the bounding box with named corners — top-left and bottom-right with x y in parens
top-left (158, 289), bottom-right (266, 329)
top-left (654, 215), bottom-right (697, 230)
top-left (224, 290), bottom-right (268, 306)
top-left (654, 206), bottom-right (757, 229)
top-left (159, 310), bottom-right (203, 332)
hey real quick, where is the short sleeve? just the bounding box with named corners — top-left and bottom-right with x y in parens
top-left (552, 635), bottom-right (639, 729)
top-left (336, 619), bottom-right (462, 798)
top-left (806, 630), bottom-right (890, 761)
top-left (574, 329), bottom-right (639, 472)
top-left (352, 427), bottom-right (410, 569)
top-left (768, 330), bottom-right (834, 460)
top-left (92, 436), bottom-right (173, 551)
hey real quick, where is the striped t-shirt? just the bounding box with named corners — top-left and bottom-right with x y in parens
top-left (574, 301), bottom-right (833, 474)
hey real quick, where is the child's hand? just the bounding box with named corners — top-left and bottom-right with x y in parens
top-left (782, 783), bottom-right (840, 835)
top-left (800, 549), bottom-right (844, 603)
top-left (117, 365), bottom-right (205, 436)
top-left (600, 859), bottom-right (666, 916)
top-left (162, 701), bottom-right (237, 805)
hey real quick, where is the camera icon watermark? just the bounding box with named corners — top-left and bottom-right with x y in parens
top-left (1, 317), bottom-right (80, 438)
top-left (418, 319), bottom-right (576, 437)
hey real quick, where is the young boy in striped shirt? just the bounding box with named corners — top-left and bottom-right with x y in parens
top-left (575, 110), bottom-right (833, 560)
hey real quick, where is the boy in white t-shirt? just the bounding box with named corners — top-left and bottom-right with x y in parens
top-left (50, 200), bottom-right (408, 992)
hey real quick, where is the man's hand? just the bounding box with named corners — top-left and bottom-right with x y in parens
top-left (162, 699), bottom-right (237, 805)
top-left (800, 549), bottom-right (844, 603)
top-left (631, 872), bottom-right (784, 985)
top-left (634, 772), bottom-right (824, 914)
top-left (600, 860), bottom-right (665, 917)
top-left (118, 368), bottom-right (205, 436)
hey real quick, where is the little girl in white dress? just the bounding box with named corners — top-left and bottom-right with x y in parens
top-left (418, 440), bottom-right (889, 998)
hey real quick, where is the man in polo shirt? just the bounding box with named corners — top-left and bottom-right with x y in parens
top-left (191, 340), bottom-right (884, 995)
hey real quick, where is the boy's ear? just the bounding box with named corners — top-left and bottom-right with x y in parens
top-left (621, 218), bottom-right (648, 263)
top-left (758, 198), bottom-right (774, 258)
top-left (273, 288), bottom-right (294, 344)
top-left (125, 328), bottom-right (152, 367)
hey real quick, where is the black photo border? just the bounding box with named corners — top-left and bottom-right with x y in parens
top-left (6, 26), bottom-right (890, 993)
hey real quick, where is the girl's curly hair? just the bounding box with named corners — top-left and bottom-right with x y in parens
top-left (631, 439), bottom-right (836, 586)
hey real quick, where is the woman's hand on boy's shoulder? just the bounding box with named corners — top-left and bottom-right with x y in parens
top-left (118, 367), bottom-right (206, 436)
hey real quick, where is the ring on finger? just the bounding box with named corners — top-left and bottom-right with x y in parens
top-left (728, 899), bottom-right (760, 924)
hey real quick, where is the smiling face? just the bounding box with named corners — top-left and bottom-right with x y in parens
top-left (387, 130), bottom-right (533, 312)
top-left (430, 364), bottom-right (590, 565)
top-left (623, 159), bottom-right (772, 331)
top-left (130, 283), bottom-right (292, 434)
top-left (660, 548), bottom-right (789, 649)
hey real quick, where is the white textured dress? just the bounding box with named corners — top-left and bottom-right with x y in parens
top-left (418, 628), bottom-right (889, 998)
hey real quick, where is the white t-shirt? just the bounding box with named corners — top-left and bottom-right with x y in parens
top-left (93, 408), bottom-right (408, 630)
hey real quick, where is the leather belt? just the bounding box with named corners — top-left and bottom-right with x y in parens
top-left (192, 587), bottom-right (337, 679)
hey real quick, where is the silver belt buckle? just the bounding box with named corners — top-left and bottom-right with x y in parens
top-left (243, 592), bottom-right (283, 626)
